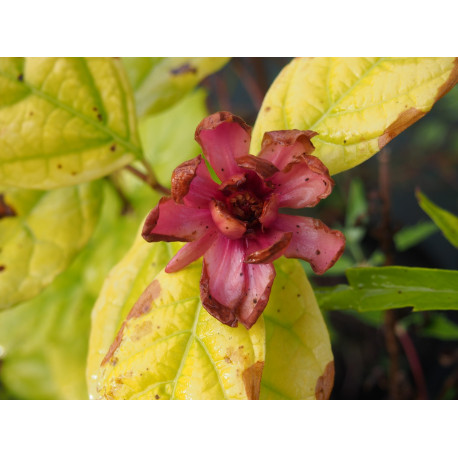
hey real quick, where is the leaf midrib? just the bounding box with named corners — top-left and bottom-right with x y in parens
top-left (0, 69), bottom-right (142, 158)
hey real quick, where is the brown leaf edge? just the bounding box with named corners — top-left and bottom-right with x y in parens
top-left (378, 57), bottom-right (458, 150)
top-left (315, 360), bottom-right (335, 400)
top-left (242, 361), bottom-right (265, 400)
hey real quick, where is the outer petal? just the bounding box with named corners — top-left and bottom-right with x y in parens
top-left (245, 230), bottom-right (292, 264)
top-left (238, 263), bottom-right (276, 329)
top-left (271, 214), bottom-right (345, 274)
top-left (272, 155), bottom-right (334, 208)
top-left (195, 111), bottom-right (252, 181)
top-left (258, 130), bottom-right (318, 170)
top-left (200, 235), bottom-right (246, 326)
top-left (165, 228), bottom-right (219, 273)
top-left (171, 155), bottom-right (222, 208)
top-left (142, 197), bottom-right (214, 243)
top-left (209, 200), bottom-right (246, 239)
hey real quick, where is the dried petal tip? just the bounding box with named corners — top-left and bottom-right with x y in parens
top-left (171, 156), bottom-right (201, 203)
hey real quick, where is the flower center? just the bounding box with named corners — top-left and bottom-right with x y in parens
top-left (227, 191), bottom-right (263, 224)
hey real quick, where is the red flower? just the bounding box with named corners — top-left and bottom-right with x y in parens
top-left (142, 112), bottom-right (345, 329)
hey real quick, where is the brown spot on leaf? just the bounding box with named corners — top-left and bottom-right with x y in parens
top-left (127, 280), bottom-right (161, 320)
top-left (264, 106), bottom-right (271, 112)
top-left (17, 73), bottom-right (23, 81)
top-left (155, 394), bottom-right (160, 400)
top-left (171, 63), bottom-right (198, 75)
top-left (0, 265), bottom-right (5, 272)
top-left (0, 195), bottom-right (16, 219)
top-left (131, 321), bottom-right (153, 341)
top-left (110, 144), bottom-right (116, 152)
top-left (101, 322), bottom-right (126, 366)
top-left (315, 361), bottom-right (335, 400)
top-left (378, 107), bottom-right (426, 150)
top-left (242, 361), bottom-right (264, 400)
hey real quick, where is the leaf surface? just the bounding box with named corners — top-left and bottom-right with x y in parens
top-left (0, 181), bottom-right (102, 309)
top-left (122, 57), bottom-right (229, 117)
top-left (0, 182), bottom-right (146, 399)
top-left (261, 258), bottom-right (334, 400)
top-left (0, 57), bottom-right (140, 189)
top-left (316, 266), bottom-right (458, 312)
top-left (250, 57), bottom-right (458, 174)
top-left (90, 238), bottom-right (265, 400)
top-left (416, 190), bottom-right (458, 248)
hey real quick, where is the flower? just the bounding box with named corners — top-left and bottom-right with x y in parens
top-left (142, 112), bottom-right (345, 329)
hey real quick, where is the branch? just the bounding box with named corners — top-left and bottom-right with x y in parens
top-left (125, 161), bottom-right (170, 196)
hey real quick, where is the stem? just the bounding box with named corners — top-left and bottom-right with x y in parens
top-left (232, 58), bottom-right (264, 111)
top-left (395, 324), bottom-right (428, 399)
top-left (377, 149), bottom-right (402, 399)
top-left (125, 161), bottom-right (170, 196)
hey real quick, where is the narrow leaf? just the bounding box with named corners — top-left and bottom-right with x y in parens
top-left (416, 190), bottom-right (458, 248)
top-left (0, 57), bottom-right (141, 189)
top-left (0, 181), bottom-right (102, 309)
top-left (251, 57), bottom-right (458, 175)
top-left (394, 221), bottom-right (439, 251)
top-left (316, 266), bottom-right (458, 312)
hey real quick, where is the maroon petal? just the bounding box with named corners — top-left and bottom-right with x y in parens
top-left (165, 228), bottom-right (219, 273)
top-left (209, 199), bottom-right (246, 239)
top-left (259, 193), bottom-right (280, 228)
top-left (171, 155), bottom-right (222, 208)
top-left (272, 155), bottom-right (334, 208)
top-left (258, 130), bottom-right (318, 170)
top-left (238, 263), bottom-right (276, 329)
top-left (142, 197), bottom-right (214, 243)
top-left (245, 230), bottom-right (292, 264)
top-left (272, 214), bottom-right (346, 274)
top-left (195, 111), bottom-right (252, 181)
top-left (200, 235), bottom-right (246, 327)
top-left (219, 173), bottom-right (246, 193)
top-left (235, 155), bottom-right (278, 179)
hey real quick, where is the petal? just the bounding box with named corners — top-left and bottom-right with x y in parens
top-left (195, 111), bottom-right (252, 180)
top-left (235, 155), bottom-right (278, 179)
top-left (258, 129), bottom-right (318, 170)
top-left (272, 215), bottom-right (346, 274)
top-left (245, 229), bottom-right (292, 264)
top-left (172, 156), bottom-right (222, 208)
top-left (165, 228), bottom-right (219, 273)
top-left (200, 235), bottom-right (246, 327)
top-left (259, 193), bottom-right (280, 228)
top-left (209, 199), bottom-right (246, 240)
top-left (272, 155), bottom-right (334, 208)
top-left (238, 263), bottom-right (276, 329)
top-left (142, 197), bottom-right (214, 243)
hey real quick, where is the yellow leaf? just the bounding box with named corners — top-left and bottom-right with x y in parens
top-left (0, 57), bottom-right (140, 189)
top-left (250, 57), bottom-right (458, 175)
top-left (261, 258), bottom-right (334, 400)
top-left (88, 234), bottom-right (265, 400)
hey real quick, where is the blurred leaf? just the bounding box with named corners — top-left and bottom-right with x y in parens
top-left (251, 57), bottom-right (458, 175)
top-left (416, 190), bottom-right (458, 248)
top-left (0, 57), bottom-right (141, 189)
top-left (122, 57), bottom-right (229, 117)
top-left (0, 182), bottom-right (154, 399)
top-left (139, 89), bottom-right (208, 186)
top-left (0, 181), bottom-right (102, 309)
top-left (261, 258), bottom-right (334, 399)
top-left (346, 178), bottom-right (368, 228)
top-left (400, 313), bottom-right (458, 341)
top-left (394, 221), bottom-right (439, 251)
top-left (316, 266), bottom-right (458, 312)
top-left (91, 246), bottom-right (265, 400)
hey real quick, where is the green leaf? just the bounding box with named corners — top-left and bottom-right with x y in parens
top-left (400, 313), bottom-right (458, 341)
top-left (0, 181), bottom-right (102, 309)
top-left (0, 182), bottom-right (152, 399)
top-left (416, 190), bottom-right (458, 248)
top-left (139, 89), bottom-right (208, 186)
top-left (346, 178), bottom-right (368, 228)
top-left (316, 266), bottom-right (458, 312)
top-left (89, 238), bottom-right (265, 400)
top-left (261, 258), bottom-right (334, 399)
top-left (250, 57), bottom-right (458, 175)
top-left (0, 57), bottom-right (141, 189)
top-left (122, 57), bottom-right (229, 117)
top-left (394, 221), bottom-right (439, 251)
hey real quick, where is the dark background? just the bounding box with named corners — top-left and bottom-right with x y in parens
top-left (202, 57), bottom-right (458, 400)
